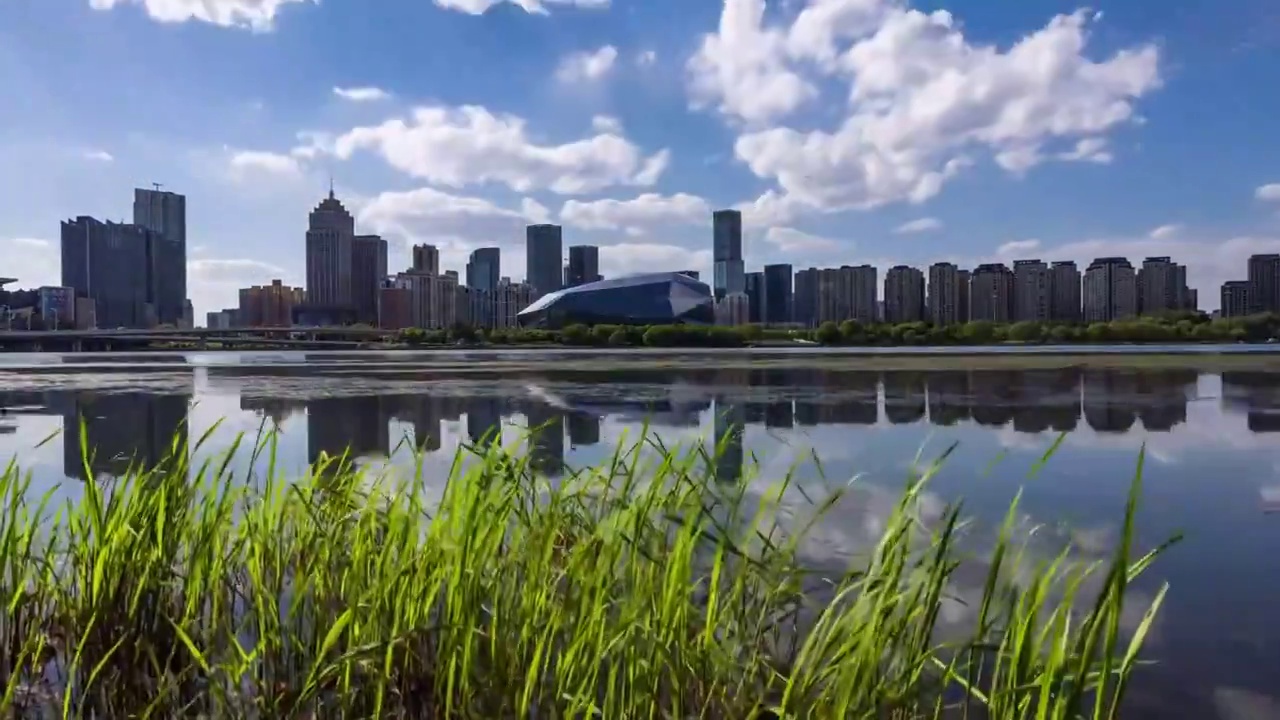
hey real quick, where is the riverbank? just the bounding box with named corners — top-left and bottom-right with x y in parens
top-left (0, 430), bottom-right (1167, 718)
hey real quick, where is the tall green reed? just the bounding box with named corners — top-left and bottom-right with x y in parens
top-left (0, 421), bottom-right (1175, 718)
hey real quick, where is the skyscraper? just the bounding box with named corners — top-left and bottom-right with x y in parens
top-left (60, 216), bottom-right (151, 328)
top-left (1049, 262), bottom-right (1081, 322)
top-left (712, 210), bottom-right (744, 300)
top-left (566, 245), bottom-right (601, 287)
top-left (1083, 257), bottom-right (1137, 322)
top-left (927, 262), bottom-right (962, 326)
top-left (1012, 259), bottom-right (1050, 322)
top-left (1247, 254), bottom-right (1280, 314)
top-left (526, 224), bottom-right (563, 298)
top-left (744, 271), bottom-right (765, 323)
top-left (1138, 256), bottom-right (1187, 315)
top-left (352, 235), bottom-right (388, 325)
top-left (762, 263), bottom-right (793, 324)
top-left (884, 265), bottom-right (925, 323)
top-left (132, 187), bottom-right (188, 326)
top-left (412, 244), bottom-right (440, 275)
top-left (305, 187), bottom-right (355, 308)
top-left (466, 247), bottom-right (501, 291)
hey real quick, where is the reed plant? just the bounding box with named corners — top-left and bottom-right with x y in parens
top-left (0, 423), bottom-right (1174, 718)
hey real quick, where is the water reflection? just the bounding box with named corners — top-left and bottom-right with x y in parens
top-left (1, 360), bottom-right (1279, 719)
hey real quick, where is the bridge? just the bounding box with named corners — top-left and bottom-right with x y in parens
top-left (0, 326), bottom-right (401, 351)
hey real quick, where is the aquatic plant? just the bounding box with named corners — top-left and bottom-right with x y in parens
top-left (0, 424), bottom-right (1173, 718)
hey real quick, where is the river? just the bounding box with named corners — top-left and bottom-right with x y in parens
top-left (1, 348), bottom-right (1278, 719)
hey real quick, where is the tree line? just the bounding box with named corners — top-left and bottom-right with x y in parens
top-left (393, 311), bottom-right (1280, 348)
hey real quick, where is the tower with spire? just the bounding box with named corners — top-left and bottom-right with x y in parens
top-left (305, 182), bottom-right (355, 310)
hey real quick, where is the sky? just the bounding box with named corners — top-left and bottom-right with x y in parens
top-left (1, 0), bottom-right (1279, 318)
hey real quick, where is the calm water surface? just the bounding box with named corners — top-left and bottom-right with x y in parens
top-left (1, 350), bottom-right (1278, 719)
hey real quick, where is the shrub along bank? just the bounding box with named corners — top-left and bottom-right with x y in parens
top-left (394, 311), bottom-right (1280, 348)
top-left (0, 427), bottom-right (1172, 718)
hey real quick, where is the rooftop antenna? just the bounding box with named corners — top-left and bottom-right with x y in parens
top-left (328, 173), bottom-right (335, 200)
top-left (151, 182), bottom-right (164, 192)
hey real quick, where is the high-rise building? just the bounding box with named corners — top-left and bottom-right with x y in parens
top-left (412, 244), bottom-right (440, 275)
top-left (1049, 261), bottom-right (1081, 322)
top-left (927, 262), bottom-right (962, 326)
top-left (712, 210), bottom-right (744, 300)
top-left (566, 245), bottom-right (601, 287)
top-left (794, 268), bottom-right (819, 327)
top-left (305, 188), bottom-right (355, 308)
top-left (1083, 257), bottom-right (1137, 322)
top-left (810, 264), bottom-right (876, 325)
top-left (60, 216), bottom-right (151, 328)
top-left (957, 269), bottom-right (971, 323)
top-left (377, 278), bottom-right (414, 329)
top-left (884, 265), bottom-right (925, 323)
top-left (238, 279), bottom-right (304, 327)
top-left (526, 224), bottom-right (563, 298)
top-left (352, 235), bottom-right (388, 325)
top-left (1221, 281), bottom-right (1252, 318)
top-left (762, 263), bottom-right (793, 324)
top-left (466, 247), bottom-right (501, 291)
top-left (1138, 256), bottom-right (1187, 316)
top-left (744, 271), bottom-right (765, 324)
top-left (495, 280), bottom-right (535, 328)
top-left (132, 187), bottom-right (187, 326)
top-left (397, 270), bottom-right (457, 329)
top-left (1012, 259), bottom-right (1050, 322)
top-left (970, 263), bottom-right (1014, 322)
top-left (1247, 254), bottom-right (1280, 314)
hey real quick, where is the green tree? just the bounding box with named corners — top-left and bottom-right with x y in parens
top-left (814, 321), bottom-right (841, 345)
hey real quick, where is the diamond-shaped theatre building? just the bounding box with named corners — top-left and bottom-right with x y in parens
top-left (517, 272), bottom-right (715, 329)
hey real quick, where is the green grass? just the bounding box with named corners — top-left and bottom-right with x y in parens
top-left (0, 423), bottom-right (1175, 718)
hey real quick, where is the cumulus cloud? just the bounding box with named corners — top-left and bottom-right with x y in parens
top-left (894, 217), bottom-right (942, 234)
top-left (591, 115), bottom-right (623, 134)
top-left (83, 150), bottom-right (114, 162)
top-left (555, 45), bottom-right (619, 83)
top-left (597, 243), bottom-right (712, 280)
top-left (86, 0), bottom-right (313, 31)
top-left (187, 257), bottom-right (295, 316)
top-left (324, 104), bottom-right (669, 194)
top-left (333, 86), bottom-right (391, 102)
top-left (559, 193), bottom-right (711, 233)
top-left (763, 227), bottom-right (842, 254)
top-left (227, 149), bottom-right (303, 178)
top-left (432, 0), bottom-right (608, 15)
top-left (689, 0), bottom-right (1161, 214)
top-left (1256, 183), bottom-right (1280, 202)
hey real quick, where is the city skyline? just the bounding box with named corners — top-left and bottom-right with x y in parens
top-left (2, 1), bottom-right (1279, 320)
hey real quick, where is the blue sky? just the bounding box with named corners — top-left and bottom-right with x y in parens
top-left (2, 0), bottom-right (1279, 317)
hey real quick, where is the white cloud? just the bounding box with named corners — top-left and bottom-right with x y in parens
top-left (2, 238), bottom-right (58, 289)
top-left (994, 239), bottom-right (1042, 257)
top-left (83, 150), bottom-right (114, 162)
top-left (332, 86), bottom-right (391, 102)
top-left (597, 243), bottom-right (712, 280)
top-left (637, 50), bottom-right (657, 66)
top-left (431, 0), bottom-right (608, 15)
top-left (1256, 183), bottom-right (1280, 202)
top-left (894, 217), bottom-right (942, 234)
top-left (591, 115), bottom-right (623, 134)
top-left (763, 227), bottom-right (841, 254)
top-left (1148, 223), bottom-right (1181, 240)
top-left (327, 104), bottom-right (669, 194)
top-left (560, 193), bottom-right (711, 232)
top-left (555, 45), bottom-right (619, 83)
top-left (691, 1), bottom-right (1161, 214)
top-left (86, 0), bottom-right (313, 31)
top-left (227, 149), bottom-right (303, 177)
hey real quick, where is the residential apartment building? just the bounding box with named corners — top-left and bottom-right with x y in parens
top-left (884, 265), bottom-right (925, 323)
top-left (412, 244), bottom-right (440, 275)
top-left (1049, 261), bottom-right (1082, 322)
top-left (494, 280), bottom-right (535, 328)
top-left (1138, 256), bottom-right (1189, 315)
top-left (1082, 257), bottom-right (1138, 322)
top-left (1012, 259), bottom-right (1050, 322)
top-left (969, 263), bottom-right (1014, 323)
top-left (927, 262), bottom-right (963, 326)
top-left (1221, 281), bottom-right (1253, 318)
top-left (238, 279), bottom-right (304, 327)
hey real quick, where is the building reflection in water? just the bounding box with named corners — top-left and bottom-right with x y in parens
top-left (567, 412), bottom-right (601, 447)
top-left (1222, 371), bottom-right (1280, 433)
top-left (55, 389), bottom-right (192, 481)
top-left (306, 396), bottom-right (390, 464)
top-left (524, 403), bottom-right (566, 477)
